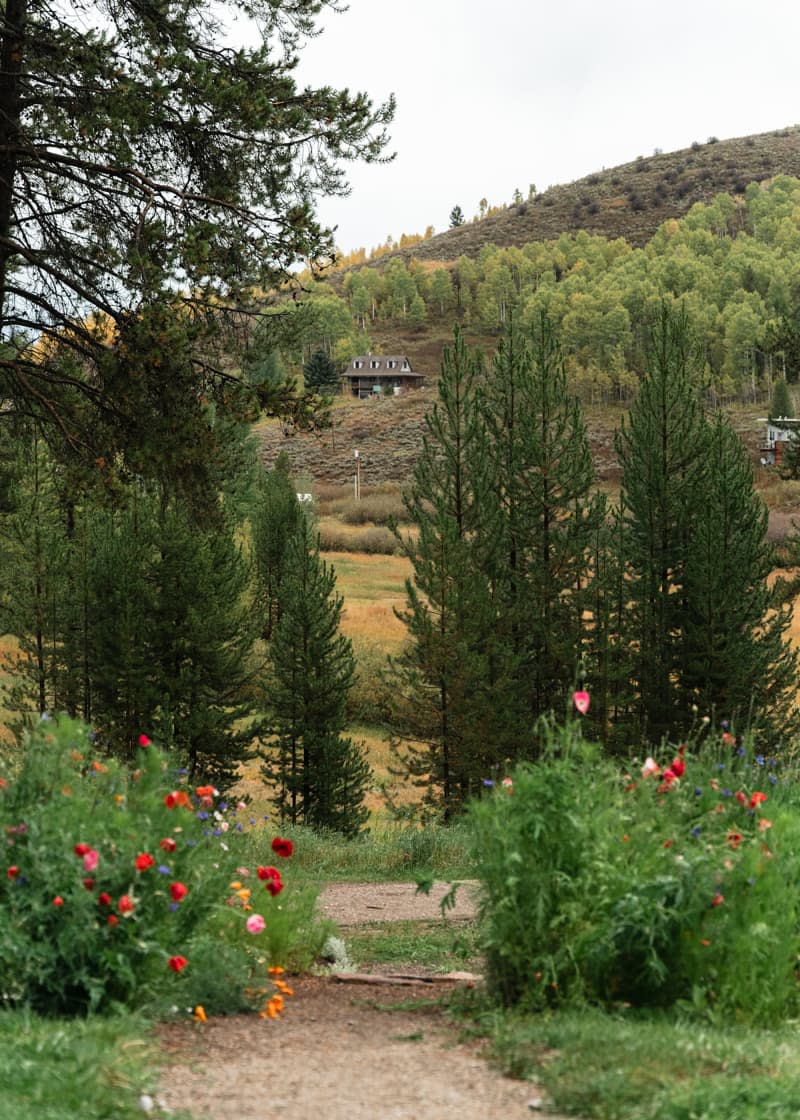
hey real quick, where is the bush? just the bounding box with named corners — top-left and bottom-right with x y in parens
top-left (469, 719), bottom-right (800, 1025)
top-left (0, 716), bottom-right (324, 1016)
top-left (318, 523), bottom-right (398, 554)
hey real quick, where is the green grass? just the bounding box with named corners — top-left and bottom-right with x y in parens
top-left (282, 821), bottom-right (475, 883)
top-left (464, 1004), bottom-right (800, 1120)
top-left (344, 918), bottom-right (480, 970)
top-left (0, 1011), bottom-right (189, 1120)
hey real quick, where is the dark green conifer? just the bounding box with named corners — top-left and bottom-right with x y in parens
top-left (263, 516), bottom-right (369, 835)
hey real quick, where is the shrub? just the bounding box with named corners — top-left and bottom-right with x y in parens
top-left (318, 523), bottom-right (397, 554)
top-left (469, 718), bottom-right (800, 1025)
top-left (0, 716), bottom-right (323, 1016)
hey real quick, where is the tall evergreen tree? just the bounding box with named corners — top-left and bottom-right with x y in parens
top-left (391, 328), bottom-right (501, 818)
top-left (678, 412), bottom-right (798, 736)
top-left (614, 302), bottom-right (707, 744)
top-left (479, 312), bottom-right (605, 736)
top-left (0, 0), bottom-right (393, 463)
top-left (263, 516), bottom-right (369, 835)
top-left (250, 452), bottom-right (302, 641)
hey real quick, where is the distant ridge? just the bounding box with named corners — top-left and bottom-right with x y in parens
top-left (378, 126), bottom-right (800, 264)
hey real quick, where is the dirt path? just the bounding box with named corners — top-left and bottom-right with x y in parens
top-left (156, 881), bottom-right (569, 1120)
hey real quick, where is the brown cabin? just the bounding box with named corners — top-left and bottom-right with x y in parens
top-left (342, 355), bottom-right (425, 399)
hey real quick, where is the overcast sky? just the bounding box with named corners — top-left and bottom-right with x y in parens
top-left (280, 0), bottom-right (800, 256)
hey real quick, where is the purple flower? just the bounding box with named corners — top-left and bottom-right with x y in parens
top-left (721, 789), bottom-right (733, 798)
top-left (694, 787), bottom-right (703, 797)
top-left (755, 755), bottom-right (765, 767)
top-left (197, 811), bottom-right (208, 821)
top-left (691, 826), bottom-right (701, 838)
top-left (482, 779), bottom-right (494, 787)
top-left (158, 864), bottom-right (171, 875)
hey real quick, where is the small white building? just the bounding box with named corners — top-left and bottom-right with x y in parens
top-left (760, 417), bottom-right (800, 466)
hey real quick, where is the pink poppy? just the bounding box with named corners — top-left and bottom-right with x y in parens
top-left (246, 914), bottom-right (266, 934)
top-left (82, 849), bottom-right (99, 873)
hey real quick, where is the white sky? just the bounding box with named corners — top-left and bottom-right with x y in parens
top-left (283, 0), bottom-right (800, 256)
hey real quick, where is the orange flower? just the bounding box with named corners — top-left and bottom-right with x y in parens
top-left (750, 791), bottom-right (767, 809)
top-left (758, 818), bottom-right (773, 831)
top-left (195, 785), bottom-right (217, 798)
top-left (268, 966), bottom-right (285, 976)
top-left (726, 832), bottom-right (743, 850)
top-left (91, 760), bottom-right (108, 773)
top-left (193, 1005), bottom-right (207, 1023)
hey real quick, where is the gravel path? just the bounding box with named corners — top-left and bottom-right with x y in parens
top-left (156, 881), bottom-right (571, 1120)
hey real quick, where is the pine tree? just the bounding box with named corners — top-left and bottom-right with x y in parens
top-left (390, 329), bottom-right (502, 817)
top-left (769, 377), bottom-right (793, 421)
top-left (0, 1), bottom-right (393, 463)
top-left (303, 349), bottom-right (341, 395)
top-left (449, 205), bottom-right (465, 228)
top-left (250, 452), bottom-right (302, 641)
top-left (679, 412), bottom-right (798, 736)
top-left (614, 302), bottom-right (707, 744)
top-left (479, 312), bottom-right (605, 737)
top-left (263, 516), bottom-right (369, 835)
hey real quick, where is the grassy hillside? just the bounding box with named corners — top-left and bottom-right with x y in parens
top-left (380, 125), bottom-right (800, 263)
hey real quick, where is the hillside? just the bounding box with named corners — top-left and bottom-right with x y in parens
top-left (380, 125), bottom-right (800, 263)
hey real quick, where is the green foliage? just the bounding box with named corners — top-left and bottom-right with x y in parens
top-left (0, 1012), bottom-right (167, 1120)
top-left (469, 718), bottom-right (800, 1026)
top-left (481, 1007), bottom-right (800, 1120)
top-left (770, 377), bottom-right (794, 420)
top-left (284, 822), bottom-right (474, 882)
top-left (250, 451), bottom-right (303, 641)
top-left (262, 516), bottom-right (371, 835)
top-left (0, 0), bottom-right (393, 463)
top-left (303, 349), bottom-right (341, 395)
top-left (0, 716), bottom-right (320, 1016)
top-left (449, 205), bottom-right (465, 228)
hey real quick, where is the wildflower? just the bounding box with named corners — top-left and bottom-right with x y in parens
top-left (722, 732), bottom-right (736, 747)
top-left (193, 1005), bottom-right (207, 1023)
top-left (721, 789), bottom-right (733, 798)
top-left (168, 956), bottom-right (189, 973)
top-left (73, 842), bottom-right (91, 857)
top-left (750, 791), bottom-right (767, 809)
top-left (246, 914), bottom-right (266, 934)
top-left (135, 852), bottom-right (155, 872)
top-left (700, 939), bottom-right (711, 947)
top-left (735, 791), bottom-right (747, 806)
top-left (107, 914), bottom-right (118, 927)
top-left (91, 760), bottom-right (108, 773)
top-left (160, 837), bottom-right (177, 852)
top-left (170, 882), bottom-right (188, 902)
top-left (641, 757), bottom-right (660, 779)
top-left (53, 896), bottom-right (64, 906)
top-left (237, 888), bottom-right (251, 902)
top-left (195, 785), bottom-right (217, 799)
top-left (670, 757), bottom-right (686, 778)
top-left (755, 755), bottom-right (765, 767)
top-left (265, 877), bottom-right (284, 897)
top-left (690, 826), bottom-right (702, 838)
top-left (118, 894), bottom-right (135, 914)
top-left (257, 866), bottom-right (280, 881)
top-left (663, 839), bottom-right (674, 849)
top-left (758, 818), bottom-right (773, 832)
top-left (83, 849), bottom-right (99, 873)
top-left (572, 689), bottom-right (590, 715)
top-left (164, 790), bottom-right (191, 809)
top-left (83, 878), bottom-right (95, 890)
top-left (98, 892), bottom-right (111, 906)
top-left (137, 734), bottom-right (151, 747)
top-left (727, 832), bottom-right (743, 849)
top-left (268, 966), bottom-right (285, 976)
top-left (7, 866), bottom-right (18, 879)
top-left (271, 837), bottom-right (294, 858)
top-left (0, 778), bottom-right (6, 789)
top-left (694, 787), bottom-right (703, 797)
top-left (711, 893), bottom-right (724, 908)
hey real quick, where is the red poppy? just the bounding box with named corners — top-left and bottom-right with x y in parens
top-left (670, 758), bottom-right (686, 778)
top-left (137, 734), bottom-right (151, 747)
top-left (711, 892), bottom-right (724, 908)
top-left (7, 866), bottom-right (18, 879)
top-left (727, 832), bottom-right (743, 849)
top-left (134, 852), bottom-right (155, 872)
top-left (53, 896), bottom-right (64, 906)
top-left (118, 894), bottom-right (135, 914)
top-left (265, 876), bottom-right (284, 897)
top-left (257, 865), bottom-right (280, 881)
top-left (170, 882), bottom-right (188, 902)
top-left (107, 914), bottom-right (118, 927)
top-left (271, 837), bottom-right (294, 858)
top-left (168, 955), bottom-right (189, 973)
top-left (750, 791), bottom-right (767, 809)
top-left (662, 839), bottom-right (674, 849)
top-left (98, 892), bottom-right (112, 906)
top-left (195, 785), bottom-right (216, 798)
top-left (159, 837), bottom-right (177, 852)
top-left (735, 791), bottom-right (748, 806)
top-left (83, 878), bottom-right (95, 890)
top-left (73, 842), bottom-right (91, 857)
